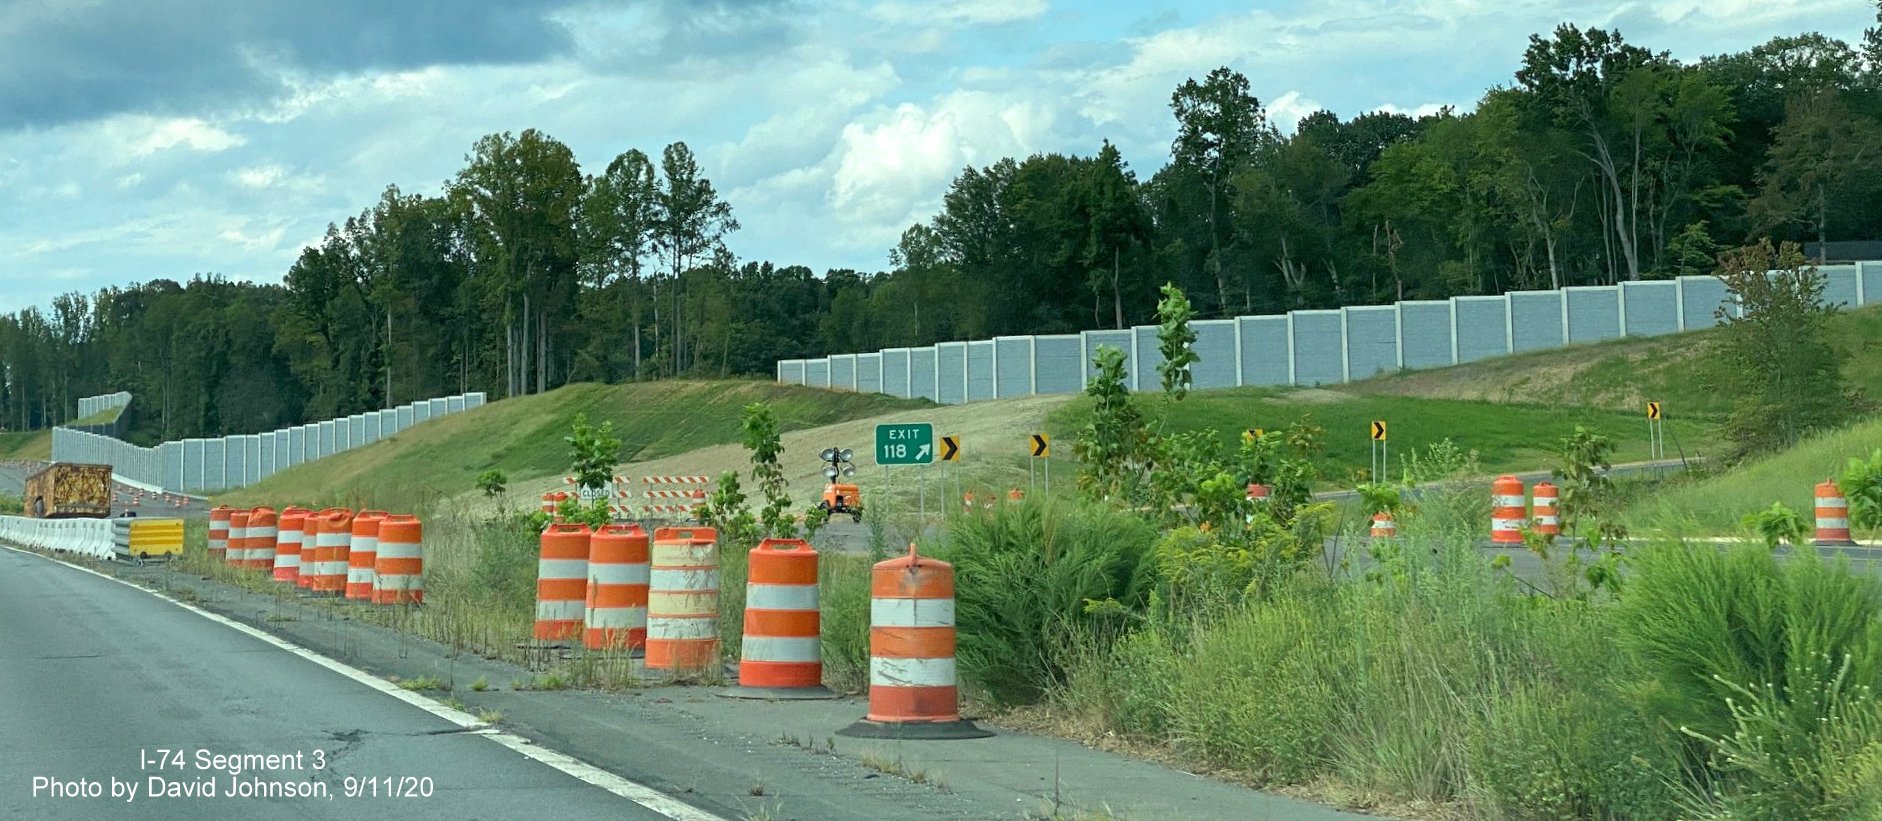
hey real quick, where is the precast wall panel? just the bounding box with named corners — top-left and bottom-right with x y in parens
top-left (1131, 326), bottom-right (1163, 391)
top-left (1622, 281), bottom-right (1679, 336)
top-left (1861, 262), bottom-right (1881, 306)
top-left (805, 360), bottom-right (830, 389)
top-left (260, 432), bottom-right (276, 479)
top-left (994, 338), bottom-right (1031, 398)
top-left (1679, 276), bottom-right (1733, 329)
top-left (1034, 335), bottom-right (1083, 394)
top-left (1343, 307), bottom-right (1398, 380)
top-left (1289, 311), bottom-right (1343, 386)
top-left (350, 415), bottom-right (366, 448)
top-left (317, 421), bottom-right (336, 458)
top-left (882, 349), bottom-right (911, 398)
top-left (1082, 330), bottom-right (1133, 385)
top-left (909, 348), bottom-right (938, 402)
top-left (366, 412), bottom-right (384, 443)
top-left (1564, 287), bottom-right (1622, 343)
top-left (1509, 291), bottom-right (1565, 352)
top-left (936, 343), bottom-right (967, 405)
top-left (205, 439), bottom-right (228, 491)
top-left (1237, 317), bottom-right (1289, 386)
top-left (448, 396), bottom-right (466, 414)
top-left (831, 355), bottom-right (857, 391)
top-left (243, 435), bottom-right (261, 485)
top-left (1822, 265), bottom-right (1860, 308)
top-left (181, 439), bottom-right (204, 491)
top-left (467, 392), bottom-right (487, 409)
top-left (396, 406), bottom-right (414, 432)
top-left (427, 398), bottom-right (448, 419)
top-left (412, 402), bottom-right (431, 424)
top-left (1398, 302), bottom-right (1452, 368)
top-left (222, 437), bottom-right (243, 487)
top-left (161, 442), bottom-right (184, 491)
top-left (1454, 297), bottom-right (1510, 362)
top-left (779, 360), bottom-right (806, 386)
top-left (1191, 320), bottom-right (1238, 389)
top-left (965, 341), bottom-right (996, 402)
top-left (858, 353), bottom-right (883, 394)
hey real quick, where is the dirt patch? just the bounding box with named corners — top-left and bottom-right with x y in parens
top-left (1274, 388), bottom-right (1355, 405)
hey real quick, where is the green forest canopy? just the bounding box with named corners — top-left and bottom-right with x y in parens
top-left (3, 18), bottom-right (1880, 444)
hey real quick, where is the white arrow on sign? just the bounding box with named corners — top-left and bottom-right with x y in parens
top-left (916, 444), bottom-right (931, 461)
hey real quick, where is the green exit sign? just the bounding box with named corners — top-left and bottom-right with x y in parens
top-left (874, 423), bottom-right (934, 465)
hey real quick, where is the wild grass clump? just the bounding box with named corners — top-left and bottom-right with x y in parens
top-left (938, 496), bottom-right (1158, 707)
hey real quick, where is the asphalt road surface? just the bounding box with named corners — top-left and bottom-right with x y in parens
top-left (0, 546), bottom-right (693, 820)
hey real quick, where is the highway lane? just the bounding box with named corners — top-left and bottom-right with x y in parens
top-left (0, 546), bottom-right (698, 820)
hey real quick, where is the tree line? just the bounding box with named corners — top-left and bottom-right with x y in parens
top-left (2, 16), bottom-right (1879, 443)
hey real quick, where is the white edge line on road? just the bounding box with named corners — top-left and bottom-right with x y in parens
top-left (0, 544), bottom-right (726, 821)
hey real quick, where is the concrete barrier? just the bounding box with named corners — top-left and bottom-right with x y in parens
top-left (0, 515), bottom-right (115, 560)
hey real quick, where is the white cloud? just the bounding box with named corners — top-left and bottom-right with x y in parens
top-left (131, 117), bottom-right (245, 156)
top-left (866, 0), bottom-right (1049, 27)
top-left (1266, 91), bottom-right (1324, 133)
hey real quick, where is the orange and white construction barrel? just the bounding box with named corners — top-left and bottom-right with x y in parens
top-left (208, 505), bottom-right (232, 562)
top-left (245, 507), bottom-right (278, 572)
top-left (535, 523), bottom-right (591, 643)
top-left (1532, 482), bottom-right (1561, 538)
top-left (730, 538), bottom-right (832, 698)
top-left (346, 510), bottom-right (387, 601)
top-left (373, 515), bottom-right (424, 605)
top-left (1491, 475), bottom-right (1527, 545)
top-left (1369, 511), bottom-right (1396, 539)
top-left (646, 527), bottom-right (720, 673)
top-left (839, 544), bottom-right (991, 739)
top-left (584, 523), bottom-right (650, 651)
top-left (312, 510), bottom-right (353, 595)
top-left (1816, 480), bottom-right (1858, 546)
top-left (273, 507), bottom-right (311, 584)
top-left (226, 509), bottom-right (251, 568)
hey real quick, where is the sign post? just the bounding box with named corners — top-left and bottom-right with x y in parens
top-left (1369, 420), bottom-right (1388, 484)
top-left (1030, 434), bottom-right (1050, 494)
top-left (941, 435), bottom-right (961, 512)
top-left (1646, 402), bottom-right (1663, 461)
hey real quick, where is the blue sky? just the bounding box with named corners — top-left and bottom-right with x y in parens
top-left (0, 0), bottom-right (1875, 315)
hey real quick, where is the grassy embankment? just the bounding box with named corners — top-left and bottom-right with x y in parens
top-left (0, 429), bottom-right (52, 461)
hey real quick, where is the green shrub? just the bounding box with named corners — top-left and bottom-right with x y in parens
top-left (941, 496), bottom-right (1159, 706)
top-left (819, 554), bottom-right (873, 693)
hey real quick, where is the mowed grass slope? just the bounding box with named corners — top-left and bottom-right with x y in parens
top-left (1350, 302), bottom-right (1882, 420)
top-left (218, 380), bottom-right (931, 509)
top-left (1627, 415), bottom-right (1882, 536)
top-left (1048, 388), bottom-right (1710, 486)
top-left (0, 429), bottom-right (51, 461)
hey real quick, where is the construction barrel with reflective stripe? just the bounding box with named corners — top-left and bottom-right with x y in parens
top-left (1491, 475), bottom-right (1527, 545)
top-left (734, 538), bottom-right (831, 698)
top-left (226, 509), bottom-right (251, 568)
top-left (374, 515), bottom-right (424, 605)
top-left (585, 524), bottom-right (649, 651)
top-left (1532, 482), bottom-right (1561, 538)
top-left (647, 527), bottom-right (720, 673)
top-left (346, 511), bottom-right (387, 601)
top-left (1816, 479), bottom-right (1858, 546)
top-left (273, 507), bottom-right (312, 584)
top-left (245, 507), bottom-right (278, 572)
top-left (536, 523), bottom-right (591, 643)
top-left (840, 545), bottom-right (991, 739)
top-left (208, 505), bottom-right (232, 561)
top-left (312, 510), bottom-right (353, 595)
top-left (1369, 511), bottom-right (1396, 539)
top-left (297, 513), bottom-right (322, 590)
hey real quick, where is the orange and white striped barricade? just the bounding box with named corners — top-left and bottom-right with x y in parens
top-left (641, 476), bottom-right (713, 520)
top-left (312, 510), bottom-right (353, 596)
top-left (1532, 482), bottom-right (1561, 539)
top-left (245, 507), bottom-right (278, 572)
top-left (962, 492), bottom-right (976, 513)
top-left (374, 515), bottom-right (424, 605)
top-left (646, 527), bottom-right (720, 674)
top-left (226, 509), bottom-right (251, 568)
top-left (208, 505), bottom-right (232, 562)
top-left (1007, 488), bottom-right (1024, 502)
top-left (346, 510), bottom-right (387, 601)
top-left (541, 491), bottom-right (568, 518)
top-left (839, 544), bottom-right (991, 739)
top-left (297, 512), bottom-right (322, 590)
top-left (1491, 475), bottom-right (1526, 545)
top-left (728, 538), bottom-right (833, 699)
top-left (584, 523), bottom-right (649, 652)
top-left (1816, 480), bottom-right (1858, 546)
top-left (1368, 511), bottom-right (1396, 540)
top-left (273, 507), bottom-right (312, 584)
top-left (535, 523), bottom-right (591, 644)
